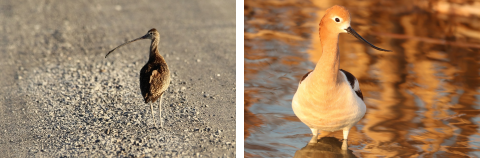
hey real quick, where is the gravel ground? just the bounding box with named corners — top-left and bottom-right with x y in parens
top-left (0, 0), bottom-right (235, 157)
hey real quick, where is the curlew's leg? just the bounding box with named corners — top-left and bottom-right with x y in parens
top-left (309, 128), bottom-right (318, 144)
top-left (150, 102), bottom-right (157, 128)
top-left (158, 94), bottom-right (164, 128)
top-left (342, 128), bottom-right (350, 150)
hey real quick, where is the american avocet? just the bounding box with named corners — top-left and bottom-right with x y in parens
top-left (292, 5), bottom-right (390, 150)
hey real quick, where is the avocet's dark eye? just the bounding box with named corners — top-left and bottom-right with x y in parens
top-left (335, 18), bottom-right (340, 22)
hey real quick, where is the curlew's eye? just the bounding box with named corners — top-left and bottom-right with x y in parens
top-left (335, 18), bottom-right (340, 22)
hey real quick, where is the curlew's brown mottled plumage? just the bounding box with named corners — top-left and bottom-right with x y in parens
top-left (105, 28), bottom-right (170, 128)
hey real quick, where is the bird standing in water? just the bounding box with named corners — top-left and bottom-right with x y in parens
top-left (105, 28), bottom-right (170, 128)
top-left (292, 5), bottom-right (391, 150)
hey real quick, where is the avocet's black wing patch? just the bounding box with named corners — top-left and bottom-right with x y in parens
top-left (339, 69), bottom-right (363, 100)
top-left (355, 89), bottom-right (364, 101)
top-left (300, 70), bottom-right (313, 84)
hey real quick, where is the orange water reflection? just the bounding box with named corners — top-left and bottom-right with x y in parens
top-left (245, 0), bottom-right (480, 157)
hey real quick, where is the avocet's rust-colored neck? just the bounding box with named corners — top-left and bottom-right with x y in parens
top-left (309, 23), bottom-right (341, 86)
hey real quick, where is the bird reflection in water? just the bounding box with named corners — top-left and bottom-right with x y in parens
top-left (294, 137), bottom-right (357, 158)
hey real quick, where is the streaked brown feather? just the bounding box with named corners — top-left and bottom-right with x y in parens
top-left (140, 55), bottom-right (170, 103)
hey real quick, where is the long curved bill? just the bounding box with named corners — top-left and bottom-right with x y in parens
top-left (105, 34), bottom-right (148, 58)
top-left (345, 27), bottom-right (391, 52)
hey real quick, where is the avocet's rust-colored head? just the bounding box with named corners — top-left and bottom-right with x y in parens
top-left (105, 28), bottom-right (160, 58)
top-left (320, 5), bottom-right (351, 34)
top-left (319, 5), bottom-right (391, 52)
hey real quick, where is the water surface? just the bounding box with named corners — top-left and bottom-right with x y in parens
top-left (245, 0), bottom-right (480, 157)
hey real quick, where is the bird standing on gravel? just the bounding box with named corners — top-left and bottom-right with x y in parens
top-left (105, 28), bottom-right (171, 128)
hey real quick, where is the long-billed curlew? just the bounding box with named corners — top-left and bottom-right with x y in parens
top-left (105, 28), bottom-right (170, 128)
top-left (292, 5), bottom-right (391, 150)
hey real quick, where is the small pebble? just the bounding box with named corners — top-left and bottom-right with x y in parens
top-left (115, 5), bottom-right (122, 11)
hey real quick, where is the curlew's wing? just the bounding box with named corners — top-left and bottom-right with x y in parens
top-left (140, 64), bottom-right (170, 103)
top-left (140, 66), bottom-right (152, 103)
top-left (149, 69), bottom-right (170, 95)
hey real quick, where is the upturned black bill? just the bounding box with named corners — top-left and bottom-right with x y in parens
top-left (345, 27), bottom-right (391, 52)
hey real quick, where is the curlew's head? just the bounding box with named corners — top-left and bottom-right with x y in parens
top-left (319, 5), bottom-right (391, 52)
top-left (105, 28), bottom-right (160, 58)
top-left (142, 28), bottom-right (160, 40)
